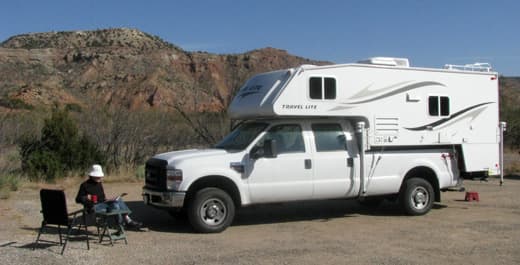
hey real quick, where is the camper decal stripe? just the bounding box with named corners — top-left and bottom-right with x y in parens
top-left (348, 81), bottom-right (412, 102)
top-left (404, 102), bottom-right (494, 131)
top-left (329, 81), bottom-right (445, 111)
top-left (346, 81), bottom-right (445, 104)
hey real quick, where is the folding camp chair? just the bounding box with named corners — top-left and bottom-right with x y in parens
top-left (33, 189), bottom-right (90, 255)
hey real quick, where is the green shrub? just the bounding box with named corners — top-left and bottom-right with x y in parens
top-left (65, 103), bottom-right (82, 113)
top-left (19, 108), bottom-right (105, 180)
top-left (0, 97), bottom-right (33, 110)
top-left (135, 164), bottom-right (145, 179)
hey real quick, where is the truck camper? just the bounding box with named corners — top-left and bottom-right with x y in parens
top-left (143, 57), bottom-right (504, 233)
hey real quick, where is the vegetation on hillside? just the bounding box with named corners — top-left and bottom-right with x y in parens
top-left (500, 77), bottom-right (520, 148)
top-left (19, 108), bottom-right (104, 180)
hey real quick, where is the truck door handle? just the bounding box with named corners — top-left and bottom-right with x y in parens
top-left (347, 158), bottom-right (353, 167)
top-left (304, 159), bottom-right (312, 169)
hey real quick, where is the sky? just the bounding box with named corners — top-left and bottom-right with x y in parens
top-left (0, 0), bottom-right (519, 76)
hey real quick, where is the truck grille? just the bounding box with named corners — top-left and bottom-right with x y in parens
top-left (144, 158), bottom-right (168, 191)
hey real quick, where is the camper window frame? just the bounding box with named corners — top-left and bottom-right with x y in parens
top-left (428, 95), bottom-right (450, 117)
top-left (309, 76), bottom-right (337, 100)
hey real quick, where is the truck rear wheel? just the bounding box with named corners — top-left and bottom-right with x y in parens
top-left (187, 187), bottom-right (235, 233)
top-left (399, 178), bottom-right (434, 216)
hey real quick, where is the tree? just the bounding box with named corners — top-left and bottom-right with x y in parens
top-left (19, 108), bottom-right (104, 180)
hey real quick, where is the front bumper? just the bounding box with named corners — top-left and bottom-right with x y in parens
top-left (142, 188), bottom-right (185, 208)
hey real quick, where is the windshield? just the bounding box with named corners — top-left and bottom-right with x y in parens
top-left (215, 122), bottom-right (268, 151)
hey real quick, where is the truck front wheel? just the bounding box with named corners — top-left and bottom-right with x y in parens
top-left (399, 178), bottom-right (434, 216)
top-left (187, 187), bottom-right (235, 233)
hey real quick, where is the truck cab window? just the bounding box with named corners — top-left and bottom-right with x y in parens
top-left (312, 123), bottom-right (347, 151)
top-left (215, 122), bottom-right (267, 151)
top-left (256, 124), bottom-right (305, 154)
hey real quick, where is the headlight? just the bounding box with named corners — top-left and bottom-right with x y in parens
top-left (166, 169), bottom-right (183, 190)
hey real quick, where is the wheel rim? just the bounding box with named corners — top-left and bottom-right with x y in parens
top-left (410, 186), bottom-right (429, 210)
top-left (199, 198), bottom-right (227, 226)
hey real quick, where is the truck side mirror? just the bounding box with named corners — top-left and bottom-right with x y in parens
top-left (250, 139), bottom-right (278, 159)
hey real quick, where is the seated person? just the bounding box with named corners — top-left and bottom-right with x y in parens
top-left (75, 164), bottom-right (142, 229)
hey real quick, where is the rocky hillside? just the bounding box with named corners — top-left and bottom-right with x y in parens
top-left (0, 28), bottom-right (329, 112)
top-left (1, 28), bottom-right (518, 114)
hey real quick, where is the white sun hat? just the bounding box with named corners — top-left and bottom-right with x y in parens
top-left (88, 164), bottom-right (105, 178)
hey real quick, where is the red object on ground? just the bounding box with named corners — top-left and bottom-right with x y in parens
top-left (465, 191), bottom-right (479, 202)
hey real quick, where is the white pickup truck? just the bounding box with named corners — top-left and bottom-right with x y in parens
top-left (143, 118), bottom-right (458, 232)
top-left (143, 58), bottom-right (501, 233)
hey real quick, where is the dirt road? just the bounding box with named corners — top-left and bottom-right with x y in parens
top-left (1, 177), bottom-right (519, 265)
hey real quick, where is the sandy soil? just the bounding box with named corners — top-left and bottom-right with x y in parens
top-left (1, 176), bottom-right (519, 265)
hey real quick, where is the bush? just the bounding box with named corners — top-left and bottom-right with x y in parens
top-left (19, 108), bottom-right (105, 180)
top-left (65, 103), bottom-right (83, 113)
top-left (0, 174), bottom-right (21, 199)
top-left (135, 164), bottom-right (145, 179)
top-left (0, 97), bottom-right (33, 110)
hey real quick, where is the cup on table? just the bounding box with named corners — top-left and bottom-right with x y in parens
top-left (91, 194), bottom-right (98, 203)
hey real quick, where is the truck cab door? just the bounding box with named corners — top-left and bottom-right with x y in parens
top-left (310, 122), bottom-right (357, 199)
top-left (245, 123), bottom-right (313, 203)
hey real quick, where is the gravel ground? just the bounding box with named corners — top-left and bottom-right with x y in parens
top-left (1, 176), bottom-right (520, 265)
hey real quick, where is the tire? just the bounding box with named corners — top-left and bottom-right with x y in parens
top-left (399, 178), bottom-right (434, 216)
top-left (187, 188), bottom-right (235, 233)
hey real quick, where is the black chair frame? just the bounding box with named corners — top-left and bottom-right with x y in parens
top-left (33, 189), bottom-right (90, 255)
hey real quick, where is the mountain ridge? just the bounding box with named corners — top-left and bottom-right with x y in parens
top-left (1, 28), bottom-right (518, 114)
top-left (0, 28), bottom-right (330, 112)
top-left (1, 28), bottom-right (177, 50)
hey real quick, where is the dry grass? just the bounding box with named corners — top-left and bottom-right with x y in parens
top-left (102, 165), bottom-right (144, 183)
top-left (0, 163), bottom-right (144, 199)
top-left (0, 175), bottom-right (21, 199)
top-left (5, 166), bottom-right (142, 198)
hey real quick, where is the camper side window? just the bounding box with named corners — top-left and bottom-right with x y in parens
top-left (309, 77), bottom-right (336, 100)
top-left (428, 96), bottom-right (450, 117)
top-left (310, 77), bottom-right (322, 99)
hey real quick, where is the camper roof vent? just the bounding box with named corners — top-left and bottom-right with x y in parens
top-left (443, 63), bottom-right (492, 72)
top-left (357, 57), bottom-right (410, 67)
